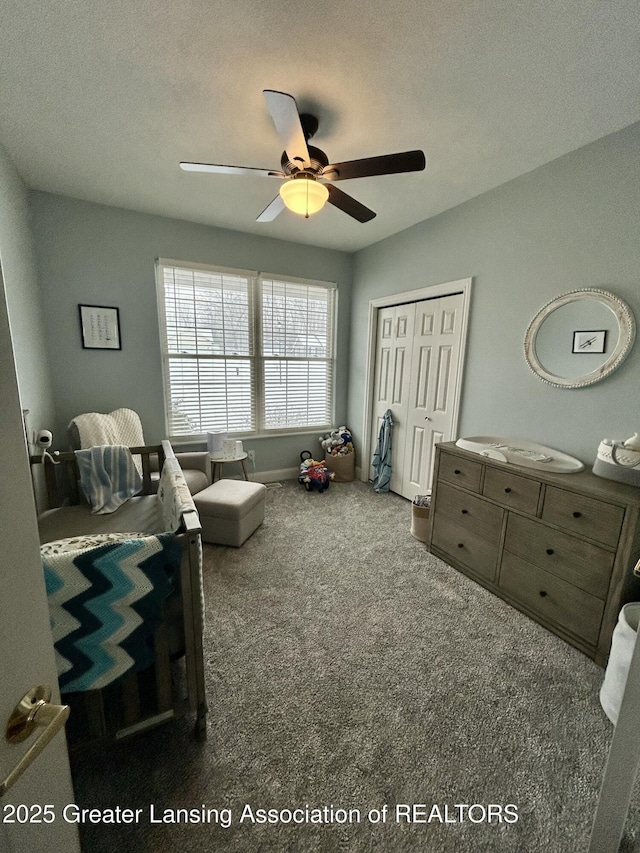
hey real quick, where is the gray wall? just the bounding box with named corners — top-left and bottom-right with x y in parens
top-left (23, 121), bottom-right (640, 475)
top-left (349, 122), bottom-right (640, 467)
top-left (30, 193), bottom-right (353, 472)
top-left (0, 143), bottom-right (55, 444)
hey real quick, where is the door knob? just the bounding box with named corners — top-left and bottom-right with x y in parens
top-left (1, 685), bottom-right (70, 798)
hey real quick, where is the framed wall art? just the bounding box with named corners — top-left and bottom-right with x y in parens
top-left (572, 330), bottom-right (606, 354)
top-left (78, 304), bottom-right (121, 350)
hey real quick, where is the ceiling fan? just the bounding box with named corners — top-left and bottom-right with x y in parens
top-left (180, 90), bottom-right (426, 223)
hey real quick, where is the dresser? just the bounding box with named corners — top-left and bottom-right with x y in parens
top-left (428, 442), bottom-right (640, 665)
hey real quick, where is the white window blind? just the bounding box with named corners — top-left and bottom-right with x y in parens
top-left (159, 264), bottom-right (255, 435)
top-left (261, 277), bottom-right (334, 430)
top-left (157, 261), bottom-right (336, 437)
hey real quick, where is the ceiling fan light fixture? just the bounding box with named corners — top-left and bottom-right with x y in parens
top-left (279, 176), bottom-right (329, 218)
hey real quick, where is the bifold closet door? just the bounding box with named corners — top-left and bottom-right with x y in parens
top-left (370, 293), bottom-right (465, 501)
top-left (370, 303), bottom-right (415, 495)
top-left (399, 293), bottom-right (465, 499)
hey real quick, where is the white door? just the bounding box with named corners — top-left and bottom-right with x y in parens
top-left (400, 293), bottom-right (465, 498)
top-left (370, 292), bottom-right (465, 501)
top-left (0, 271), bottom-right (79, 851)
top-left (370, 303), bottom-right (415, 494)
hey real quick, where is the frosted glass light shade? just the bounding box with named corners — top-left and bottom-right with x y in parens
top-left (279, 178), bottom-right (329, 216)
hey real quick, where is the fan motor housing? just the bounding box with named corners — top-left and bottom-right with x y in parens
top-left (281, 145), bottom-right (329, 176)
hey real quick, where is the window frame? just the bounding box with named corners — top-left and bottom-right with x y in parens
top-left (156, 258), bottom-right (337, 441)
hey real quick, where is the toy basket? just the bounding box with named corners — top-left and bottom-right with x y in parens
top-left (319, 426), bottom-right (356, 482)
top-left (325, 451), bottom-right (355, 482)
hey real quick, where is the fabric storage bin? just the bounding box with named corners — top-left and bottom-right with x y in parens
top-left (600, 602), bottom-right (640, 724)
top-left (411, 503), bottom-right (430, 542)
top-left (325, 452), bottom-right (355, 482)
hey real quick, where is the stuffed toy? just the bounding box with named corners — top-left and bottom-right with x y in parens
top-left (298, 451), bottom-right (334, 492)
top-left (319, 426), bottom-right (354, 457)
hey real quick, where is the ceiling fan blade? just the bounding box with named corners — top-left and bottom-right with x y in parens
top-left (180, 162), bottom-right (284, 178)
top-left (256, 194), bottom-right (286, 223)
top-left (326, 185), bottom-right (376, 222)
top-left (263, 90), bottom-right (311, 168)
top-left (323, 150), bottom-right (426, 181)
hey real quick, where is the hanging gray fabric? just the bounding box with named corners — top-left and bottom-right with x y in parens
top-left (372, 409), bottom-right (394, 493)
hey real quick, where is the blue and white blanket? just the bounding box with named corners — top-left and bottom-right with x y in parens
top-left (43, 533), bottom-right (182, 692)
top-left (75, 445), bottom-right (142, 514)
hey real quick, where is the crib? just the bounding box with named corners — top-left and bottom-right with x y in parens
top-left (32, 440), bottom-right (207, 743)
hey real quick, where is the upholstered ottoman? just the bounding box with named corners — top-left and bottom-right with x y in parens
top-left (194, 480), bottom-right (266, 547)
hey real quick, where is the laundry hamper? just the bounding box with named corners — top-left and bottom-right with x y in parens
top-left (600, 602), bottom-right (640, 724)
top-left (410, 496), bottom-right (431, 543)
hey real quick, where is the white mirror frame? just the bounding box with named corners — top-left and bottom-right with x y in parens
top-left (524, 288), bottom-right (636, 388)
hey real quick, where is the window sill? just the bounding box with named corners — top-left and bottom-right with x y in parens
top-left (170, 427), bottom-right (333, 446)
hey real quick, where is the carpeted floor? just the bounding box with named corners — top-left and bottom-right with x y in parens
top-left (69, 480), bottom-right (636, 852)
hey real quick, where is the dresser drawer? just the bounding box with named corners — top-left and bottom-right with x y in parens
top-left (438, 452), bottom-right (482, 493)
top-left (542, 486), bottom-right (624, 547)
top-left (504, 514), bottom-right (614, 599)
top-left (483, 468), bottom-right (541, 514)
top-left (434, 482), bottom-right (503, 540)
top-left (432, 514), bottom-right (499, 582)
top-left (500, 552), bottom-right (605, 645)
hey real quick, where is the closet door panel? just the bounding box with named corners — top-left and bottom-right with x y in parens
top-left (409, 425), bottom-right (426, 485)
top-left (400, 293), bottom-right (464, 499)
top-left (433, 344), bottom-right (453, 412)
top-left (414, 346), bottom-right (432, 409)
top-left (389, 306), bottom-right (415, 493)
top-left (371, 292), bottom-right (465, 501)
top-left (370, 306), bottom-right (394, 481)
top-left (392, 347), bottom-right (407, 405)
top-left (370, 304), bottom-right (415, 489)
top-left (377, 346), bottom-right (390, 401)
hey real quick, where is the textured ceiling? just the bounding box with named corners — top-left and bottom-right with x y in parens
top-left (1, 0), bottom-right (639, 252)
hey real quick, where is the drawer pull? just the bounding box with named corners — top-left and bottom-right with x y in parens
top-left (457, 542), bottom-right (464, 548)
top-left (461, 509), bottom-right (468, 515)
top-left (546, 548), bottom-right (555, 555)
top-left (454, 469), bottom-right (461, 475)
top-left (539, 590), bottom-right (548, 598)
top-left (573, 511), bottom-right (582, 518)
top-left (504, 487), bottom-right (512, 493)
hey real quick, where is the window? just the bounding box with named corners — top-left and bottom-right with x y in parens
top-left (156, 260), bottom-right (336, 437)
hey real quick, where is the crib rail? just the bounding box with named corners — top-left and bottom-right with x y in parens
top-left (30, 444), bottom-right (165, 509)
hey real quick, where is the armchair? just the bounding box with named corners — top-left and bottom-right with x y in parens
top-left (67, 408), bottom-right (211, 495)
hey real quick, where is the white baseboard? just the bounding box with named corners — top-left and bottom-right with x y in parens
top-left (251, 467), bottom-right (299, 484)
top-left (240, 465), bottom-right (365, 485)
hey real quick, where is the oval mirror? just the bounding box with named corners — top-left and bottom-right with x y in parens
top-left (524, 289), bottom-right (635, 388)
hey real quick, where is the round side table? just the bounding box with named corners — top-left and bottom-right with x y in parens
top-left (210, 452), bottom-right (249, 482)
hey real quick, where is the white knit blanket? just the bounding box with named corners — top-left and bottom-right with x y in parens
top-left (75, 445), bottom-right (143, 514)
top-left (70, 408), bottom-right (145, 449)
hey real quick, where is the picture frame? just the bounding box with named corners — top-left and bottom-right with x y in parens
top-left (78, 304), bottom-right (121, 350)
top-left (572, 330), bottom-right (606, 354)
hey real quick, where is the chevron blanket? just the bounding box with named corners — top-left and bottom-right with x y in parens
top-left (43, 533), bottom-right (182, 693)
